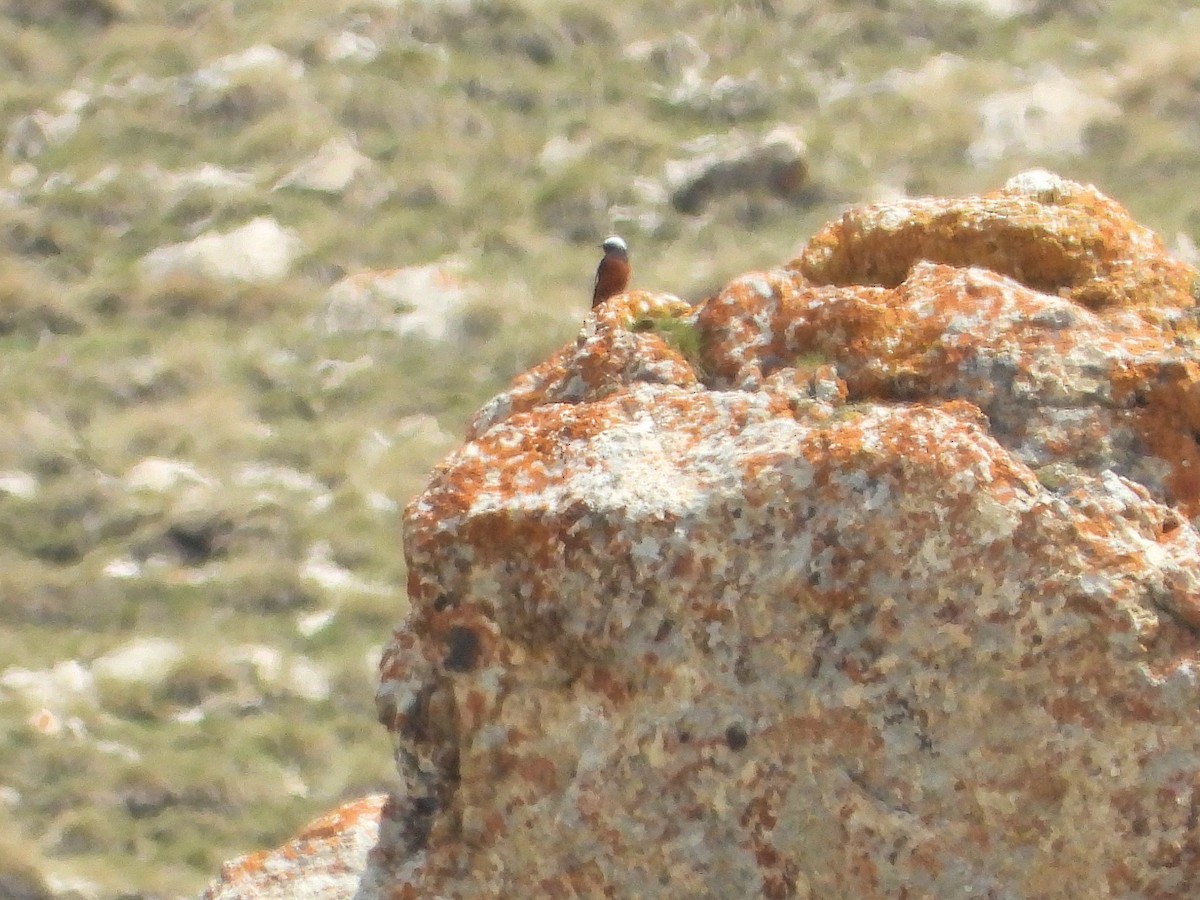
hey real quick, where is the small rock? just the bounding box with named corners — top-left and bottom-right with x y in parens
top-left (300, 542), bottom-right (392, 597)
top-left (0, 661), bottom-right (94, 708)
top-left (657, 70), bottom-right (772, 121)
top-left (102, 557), bottom-right (141, 579)
top-left (296, 609), bottom-right (336, 637)
top-left (285, 658), bottom-right (332, 703)
top-left (314, 260), bottom-right (474, 341)
top-left (141, 162), bottom-right (256, 198)
top-left (664, 125), bottom-right (809, 214)
top-left (138, 217), bottom-right (303, 283)
top-left (124, 457), bottom-right (215, 493)
top-left (92, 637), bottom-right (183, 685)
top-left (28, 708), bottom-right (62, 736)
top-left (0, 470), bottom-right (38, 499)
top-left (8, 162), bottom-right (38, 189)
top-left (4, 109), bottom-right (80, 160)
top-left (320, 31), bottom-right (381, 64)
top-left (537, 135), bottom-right (591, 173)
top-left (274, 137), bottom-right (377, 195)
top-left (227, 644), bottom-right (331, 702)
top-left (968, 65), bottom-right (1120, 166)
top-left (233, 463), bottom-right (326, 496)
top-left (624, 32), bottom-right (709, 81)
top-left (189, 44), bottom-right (304, 94)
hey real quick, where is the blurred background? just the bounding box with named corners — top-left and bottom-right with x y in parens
top-left (1, 0), bottom-right (1197, 896)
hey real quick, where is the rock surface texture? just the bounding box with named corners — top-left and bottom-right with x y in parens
top-left (206, 172), bottom-right (1200, 898)
top-left (203, 794), bottom-right (388, 900)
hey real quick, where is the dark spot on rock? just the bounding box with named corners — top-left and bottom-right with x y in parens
top-left (443, 625), bottom-right (481, 672)
top-left (402, 684), bottom-right (436, 741)
top-left (402, 794), bottom-right (438, 852)
top-left (654, 619), bottom-right (674, 642)
top-left (678, 730), bottom-right (691, 744)
top-left (734, 652), bottom-right (758, 685)
top-left (725, 724), bottom-right (749, 752)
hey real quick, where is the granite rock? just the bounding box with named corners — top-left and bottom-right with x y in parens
top-left (203, 794), bottom-right (389, 900)
top-left (207, 172), bottom-right (1200, 897)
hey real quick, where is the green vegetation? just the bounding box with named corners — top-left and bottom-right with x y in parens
top-left (1033, 462), bottom-right (1087, 493)
top-left (631, 310), bottom-right (704, 372)
top-left (1, 0), bottom-right (1198, 894)
top-left (792, 350), bottom-right (832, 371)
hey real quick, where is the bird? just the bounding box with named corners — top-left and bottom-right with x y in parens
top-left (592, 235), bottom-right (631, 308)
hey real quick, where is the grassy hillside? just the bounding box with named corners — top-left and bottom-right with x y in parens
top-left (1, 1), bottom-right (1198, 895)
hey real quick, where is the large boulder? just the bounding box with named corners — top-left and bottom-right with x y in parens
top-left (206, 172), bottom-right (1200, 897)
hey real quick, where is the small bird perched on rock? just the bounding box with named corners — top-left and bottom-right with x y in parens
top-left (592, 235), bottom-right (630, 308)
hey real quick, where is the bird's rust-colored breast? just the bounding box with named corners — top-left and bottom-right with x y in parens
top-left (593, 242), bottom-right (631, 308)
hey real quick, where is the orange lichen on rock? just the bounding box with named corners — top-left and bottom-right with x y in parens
top-left (1112, 358), bottom-right (1200, 519)
top-left (203, 794), bottom-right (388, 900)
top-left (794, 168), bottom-right (1198, 311)
top-left (207, 172), bottom-right (1200, 898)
top-left (697, 178), bottom-right (1200, 518)
top-left (468, 290), bottom-right (697, 439)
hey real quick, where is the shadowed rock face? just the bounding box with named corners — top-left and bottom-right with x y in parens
top-left (207, 172), bottom-right (1200, 898)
